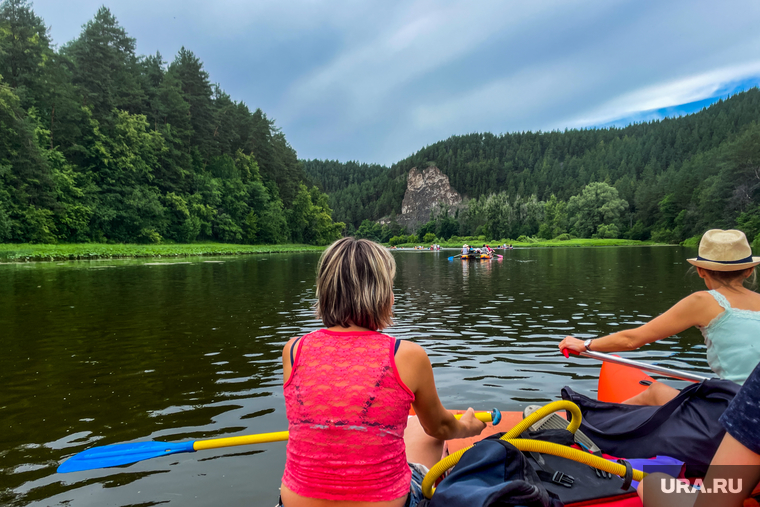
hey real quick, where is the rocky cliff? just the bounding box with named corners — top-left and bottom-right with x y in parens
top-left (389, 166), bottom-right (462, 231)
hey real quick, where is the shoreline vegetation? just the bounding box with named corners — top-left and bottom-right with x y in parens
top-left (0, 243), bottom-right (326, 262)
top-left (390, 238), bottom-right (665, 248)
top-left (0, 238), bottom-right (669, 263)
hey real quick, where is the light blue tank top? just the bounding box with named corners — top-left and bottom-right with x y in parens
top-left (700, 290), bottom-right (760, 385)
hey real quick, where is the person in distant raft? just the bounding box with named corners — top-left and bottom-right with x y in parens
top-left (559, 229), bottom-right (760, 406)
top-left (279, 237), bottom-right (485, 507)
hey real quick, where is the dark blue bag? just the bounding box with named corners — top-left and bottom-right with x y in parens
top-left (425, 434), bottom-right (562, 507)
top-left (561, 378), bottom-right (740, 476)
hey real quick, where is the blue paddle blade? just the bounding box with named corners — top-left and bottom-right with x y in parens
top-left (57, 440), bottom-right (196, 473)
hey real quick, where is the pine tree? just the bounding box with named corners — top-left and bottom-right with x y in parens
top-left (0, 0), bottom-right (50, 102)
top-left (167, 47), bottom-right (215, 162)
top-left (65, 7), bottom-right (145, 120)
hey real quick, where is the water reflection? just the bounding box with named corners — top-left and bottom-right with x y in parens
top-left (0, 247), bottom-right (706, 506)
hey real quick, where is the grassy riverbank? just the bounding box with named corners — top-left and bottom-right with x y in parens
top-left (0, 238), bottom-right (669, 262)
top-left (0, 243), bottom-right (326, 262)
top-left (391, 238), bottom-right (663, 248)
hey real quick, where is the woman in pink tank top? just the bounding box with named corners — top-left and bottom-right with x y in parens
top-left (279, 237), bottom-right (485, 507)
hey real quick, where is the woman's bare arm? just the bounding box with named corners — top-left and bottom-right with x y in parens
top-left (395, 341), bottom-right (485, 441)
top-left (560, 292), bottom-right (718, 354)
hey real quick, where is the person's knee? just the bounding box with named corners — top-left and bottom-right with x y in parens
top-left (404, 416), bottom-right (444, 469)
top-left (640, 385), bottom-right (660, 404)
top-left (648, 382), bottom-right (678, 405)
top-left (624, 383), bottom-right (667, 405)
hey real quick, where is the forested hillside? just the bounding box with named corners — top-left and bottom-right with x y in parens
top-left (306, 89), bottom-right (760, 244)
top-left (303, 160), bottom-right (406, 232)
top-left (0, 0), bottom-right (343, 245)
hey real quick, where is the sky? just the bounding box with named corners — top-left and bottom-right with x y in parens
top-left (30, 0), bottom-right (760, 166)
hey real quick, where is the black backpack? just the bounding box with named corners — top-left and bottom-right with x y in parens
top-left (422, 430), bottom-right (637, 507)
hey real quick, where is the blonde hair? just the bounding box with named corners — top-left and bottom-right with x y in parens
top-left (316, 237), bottom-right (396, 330)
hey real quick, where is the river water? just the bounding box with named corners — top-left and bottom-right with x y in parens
top-left (1, 246), bottom-right (710, 506)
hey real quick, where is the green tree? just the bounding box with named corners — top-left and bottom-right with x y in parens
top-left (85, 109), bottom-right (167, 242)
top-left (0, 75), bottom-right (58, 241)
top-left (167, 47), bottom-right (215, 162)
top-left (388, 235), bottom-right (406, 246)
top-left (596, 223), bottom-right (620, 239)
top-left (0, 0), bottom-right (50, 102)
top-left (737, 205), bottom-right (760, 245)
top-left (287, 184), bottom-right (344, 245)
top-left (567, 182), bottom-right (628, 238)
top-left (65, 7), bottom-right (145, 120)
top-left (0, 0), bottom-right (87, 158)
top-left (538, 194), bottom-right (568, 239)
top-left (355, 219), bottom-right (383, 242)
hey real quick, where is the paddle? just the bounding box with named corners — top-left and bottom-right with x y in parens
top-left (57, 409), bottom-right (501, 473)
top-left (562, 348), bottom-right (709, 382)
top-left (449, 251), bottom-right (469, 260)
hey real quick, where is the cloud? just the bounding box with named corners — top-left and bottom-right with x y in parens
top-left (410, 62), bottom-right (586, 133)
top-left (564, 61), bottom-right (760, 128)
top-left (280, 1), bottom-right (602, 123)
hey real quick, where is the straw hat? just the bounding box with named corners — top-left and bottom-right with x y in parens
top-left (687, 229), bottom-right (760, 271)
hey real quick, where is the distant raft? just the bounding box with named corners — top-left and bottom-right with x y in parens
top-left (460, 253), bottom-right (493, 260)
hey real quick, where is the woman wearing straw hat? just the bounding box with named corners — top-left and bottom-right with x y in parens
top-left (559, 229), bottom-right (760, 406)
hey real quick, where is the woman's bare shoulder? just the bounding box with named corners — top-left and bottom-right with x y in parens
top-left (282, 336), bottom-right (304, 361)
top-left (664, 291), bottom-right (723, 328)
top-left (672, 290), bottom-right (717, 308)
top-left (394, 339), bottom-right (429, 369)
top-left (282, 336), bottom-right (299, 351)
top-left (670, 291), bottom-right (722, 317)
top-left (394, 339), bottom-right (427, 356)
top-left (688, 290), bottom-right (716, 302)
top-left (393, 340), bottom-right (432, 394)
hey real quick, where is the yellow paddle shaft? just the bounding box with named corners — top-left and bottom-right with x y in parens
top-left (193, 431), bottom-right (289, 451)
top-left (191, 412), bottom-right (495, 452)
top-left (455, 411), bottom-right (495, 423)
